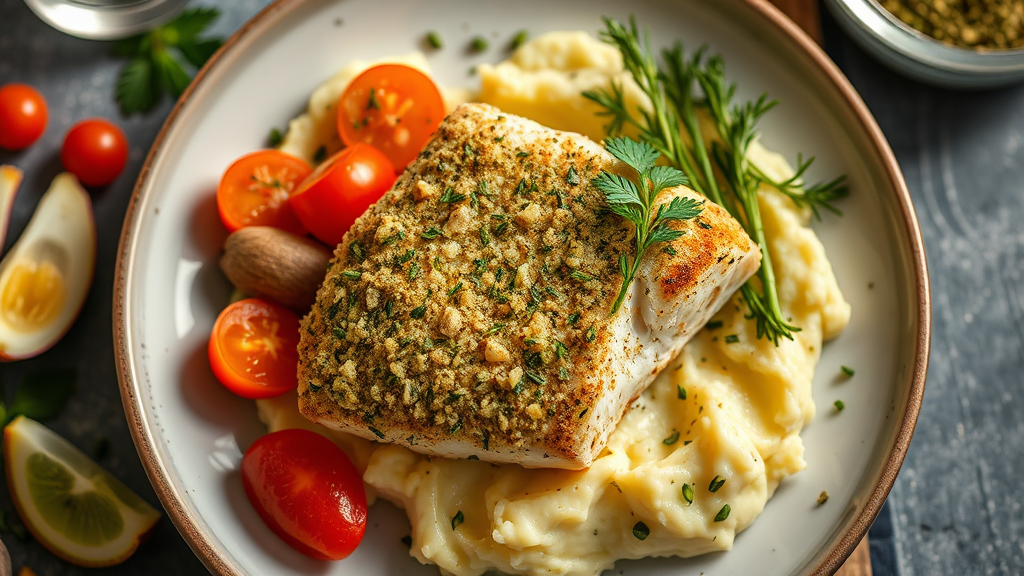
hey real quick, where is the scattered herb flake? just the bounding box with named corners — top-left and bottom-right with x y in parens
top-left (268, 127), bottom-right (283, 147)
top-left (709, 475), bottom-right (726, 493)
top-left (566, 165), bottom-right (580, 185)
top-left (341, 270), bottom-right (362, 280)
top-left (663, 430), bottom-right (680, 445)
top-left (585, 327), bottom-right (596, 342)
top-left (724, 334), bottom-right (740, 344)
top-left (451, 510), bottom-right (464, 530)
top-left (439, 187), bottom-right (467, 204)
top-left (421, 227), bottom-right (442, 240)
top-left (410, 303), bottom-right (427, 319)
top-left (817, 491), bottom-right (829, 505)
top-left (470, 36), bottom-right (489, 51)
top-left (677, 385), bottom-right (687, 400)
top-left (841, 365), bottom-right (855, 377)
top-left (706, 320), bottom-right (724, 330)
top-left (425, 31), bottom-right (443, 49)
top-left (834, 400), bottom-right (846, 412)
top-left (714, 504), bottom-right (731, 522)
top-left (632, 521), bottom-right (650, 540)
top-left (510, 29), bottom-right (529, 50)
top-left (682, 483), bottom-right (694, 505)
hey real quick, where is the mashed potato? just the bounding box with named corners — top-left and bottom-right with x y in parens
top-left (258, 31), bottom-right (850, 576)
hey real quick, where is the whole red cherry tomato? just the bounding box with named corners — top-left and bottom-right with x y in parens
top-left (60, 118), bottom-right (128, 187)
top-left (242, 429), bottom-right (367, 560)
top-left (289, 144), bottom-right (396, 246)
top-left (0, 84), bottom-right (48, 150)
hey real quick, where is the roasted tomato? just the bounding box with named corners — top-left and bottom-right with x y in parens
top-left (216, 150), bottom-right (311, 234)
top-left (241, 429), bottom-right (367, 560)
top-left (336, 64), bottom-right (445, 170)
top-left (208, 298), bottom-right (300, 399)
top-left (289, 143), bottom-right (396, 246)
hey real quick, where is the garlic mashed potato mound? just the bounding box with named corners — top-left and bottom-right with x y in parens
top-left (258, 31), bottom-right (851, 576)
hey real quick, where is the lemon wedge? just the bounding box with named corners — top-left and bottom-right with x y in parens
top-left (4, 416), bottom-right (161, 567)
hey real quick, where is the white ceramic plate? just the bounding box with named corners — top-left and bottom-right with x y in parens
top-left (114, 0), bottom-right (929, 574)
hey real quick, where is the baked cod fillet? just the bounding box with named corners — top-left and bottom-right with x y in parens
top-left (297, 103), bottom-right (760, 469)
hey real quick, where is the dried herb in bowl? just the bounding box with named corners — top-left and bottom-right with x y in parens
top-left (879, 0), bottom-right (1024, 50)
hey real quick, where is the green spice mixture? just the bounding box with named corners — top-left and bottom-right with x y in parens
top-left (879, 0), bottom-right (1024, 50)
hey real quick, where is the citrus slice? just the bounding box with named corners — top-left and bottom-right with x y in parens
top-left (4, 416), bottom-right (161, 567)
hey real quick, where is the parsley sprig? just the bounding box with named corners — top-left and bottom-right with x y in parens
top-left (113, 8), bottom-right (224, 115)
top-left (584, 17), bottom-right (848, 344)
top-left (594, 137), bottom-right (703, 314)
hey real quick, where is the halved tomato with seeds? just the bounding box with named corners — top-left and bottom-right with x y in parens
top-left (208, 298), bottom-right (300, 399)
top-left (336, 64), bottom-right (445, 170)
top-left (216, 150), bottom-right (312, 234)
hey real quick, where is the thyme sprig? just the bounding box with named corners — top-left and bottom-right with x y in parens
top-left (594, 137), bottom-right (703, 314)
top-left (583, 16), bottom-right (847, 344)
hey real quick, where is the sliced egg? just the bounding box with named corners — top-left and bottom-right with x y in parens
top-left (0, 165), bottom-right (23, 245)
top-left (0, 173), bottom-right (96, 361)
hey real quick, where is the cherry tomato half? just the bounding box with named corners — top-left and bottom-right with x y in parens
top-left (337, 64), bottom-right (445, 170)
top-left (216, 150), bottom-right (312, 235)
top-left (0, 84), bottom-right (48, 150)
top-left (208, 298), bottom-right (300, 399)
top-left (242, 429), bottom-right (367, 560)
top-left (60, 118), bottom-right (128, 187)
top-left (289, 144), bottom-right (397, 246)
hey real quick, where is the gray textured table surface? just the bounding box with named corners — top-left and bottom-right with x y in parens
top-left (0, 0), bottom-right (1021, 574)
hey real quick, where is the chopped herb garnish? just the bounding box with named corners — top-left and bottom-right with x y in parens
top-left (579, 408), bottom-right (588, 418)
top-left (682, 483), bottom-right (694, 505)
top-left (558, 366), bottom-right (570, 380)
top-left (410, 303), bottom-right (427, 319)
top-left (566, 165), bottom-right (580, 185)
top-left (817, 491), bottom-right (829, 505)
top-left (313, 145), bottom-right (327, 163)
top-left (486, 323), bottom-right (505, 335)
top-left (570, 270), bottom-right (594, 282)
top-left (421, 227), bottom-right (442, 239)
top-left (677, 384), bottom-right (687, 400)
top-left (554, 340), bottom-right (569, 359)
top-left (706, 320), bottom-right (724, 330)
top-left (425, 31), bottom-right (443, 49)
top-left (480, 225), bottom-right (490, 247)
top-left (449, 420), bottom-right (462, 434)
top-left (409, 262), bottom-right (421, 280)
top-left (341, 270), bottom-right (362, 280)
top-left (349, 240), bottom-right (366, 262)
top-left (709, 475), bottom-right (726, 493)
top-left (510, 29), bottom-right (529, 50)
top-left (439, 186), bottom-right (466, 204)
top-left (451, 510), bottom-right (464, 530)
top-left (366, 89), bottom-right (380, 110)
top-left (585, 327), bottom-right (596, 342)
top-left (545, 286), bottom-right (563, 299)
top-left (724, 334), bottom-right (740, 344)
top-left (332, 327), bottom-right (346, 340)
top-left (698, 220), bottom-right (712, 230)
top-left (525, 370), bottom-right (546, 385)
top-left (714, 504), bottom-right (731, 522)
top-left (268, 127), bottom-right (283, 147)
top-left (834, 400), bottom-right (846, 412)
top-left (632, 521), bottom-right (650, 540)
top-left (447, 281), bottom-right (463, 299)
top-left (662, 245), bottom-right (678, 256)
top-left (841, 365), bottom-right (855, 377)
top-left (516, 151), bottom-right (530, 158)
top-left (568, 312), bottom-right (581, 325)
top-left (663, 430), bottom-right (680, 445)
top-left (494, 220), bottom-right (509, 235)
top-left (470, 36), bottom-right (489, 51)
top-left (369, 426), bottom-right (385, 439)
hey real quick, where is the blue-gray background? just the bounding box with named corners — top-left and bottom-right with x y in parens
top-left (0, 0), bottom-right (1020, 573)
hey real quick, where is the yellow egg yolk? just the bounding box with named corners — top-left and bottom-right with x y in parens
top-left (1, 259), bottom-right (67, 332)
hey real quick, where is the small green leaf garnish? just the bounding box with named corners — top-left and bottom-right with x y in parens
top-left (593, 137), bottom-right (702, 314)
top-left (632, 521), bottom-right (650, 540)
top-left (470, 36), bottom-right (489, 52)
top-left (341, 270), bottom-right (362, 280)
top-left (451, 510), bottom-right (464, 529)
top-left (439, 187), bottom-right (467, 204)
top-left (510, 30), bottom-right (529, 50)
top-left (421, 227), bottom-right (442, 239)
top-left (682, 483), bottom-right (694, 505)
top-left (841, 365), bottom-right (855, 377)
top-left (677, 384), bottom-right (687, 400)
top-left (425, 31), bottom-right (443, 49)
top-left (663, 430), bottom-right (680, 445)
top-left (834, 400), bottom-right (846, 412)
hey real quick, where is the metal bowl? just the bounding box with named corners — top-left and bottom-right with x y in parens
top-left (825, 0), bottom-right (1024, 88)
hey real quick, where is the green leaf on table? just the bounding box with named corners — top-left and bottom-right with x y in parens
top-left (163, 6), bottom-right (220, 43)
top-left (9, 368), bottom-right (76, 422)
top-left (154, 50), bottom-right (192, 97)
top-left (177, 38), bottom-right (223, 69)
top-left (112, 7), bottom-right (223, 115)
top-left (116, 57), bottom-right (158, 116)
